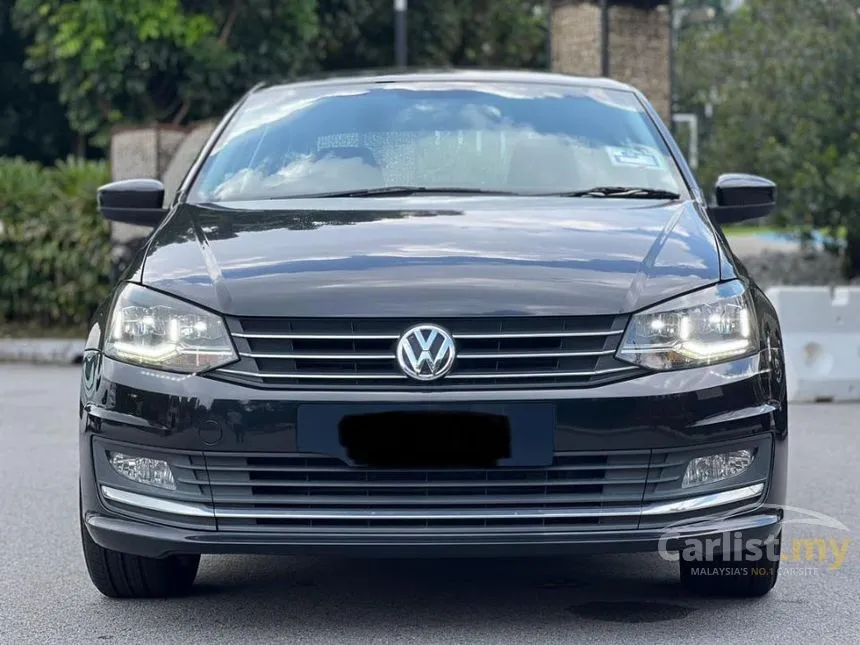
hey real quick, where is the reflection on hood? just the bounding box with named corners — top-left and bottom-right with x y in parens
top-left (141, 196), bottom-right (724, 318)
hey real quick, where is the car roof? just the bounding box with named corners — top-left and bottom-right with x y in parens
top-left (252, 69), bottom-right (638, 96)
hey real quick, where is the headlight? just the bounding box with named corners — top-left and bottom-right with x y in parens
top-left (616, 281), bottom-right (757, 370)
top-left (104, 283), bottom-right (237, 373)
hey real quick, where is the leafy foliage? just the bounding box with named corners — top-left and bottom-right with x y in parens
top-left (404, 0), bottom-right (546, 69)
top-left (0, 0), bottom-right (76, 163)
top-left (0, 0), bottom-right (550, 328)
top-left (677, 0), bottom-right (860, 276)
top-left (12, 0), bottom-right (319, 146)
top-left (316, 0), bottom-right (546, 70)
top-left (8, 1), bottom-right (546, 152)
top-left (0, 157), bottom-right (112, 325)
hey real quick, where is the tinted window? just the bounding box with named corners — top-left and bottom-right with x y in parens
top-left (191, 82), bottom-right (685, 202)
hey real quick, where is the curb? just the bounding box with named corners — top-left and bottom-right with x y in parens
top-left (0, 339), bottom-right (85, 365)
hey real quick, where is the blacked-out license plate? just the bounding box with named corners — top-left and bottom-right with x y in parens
top-left (297, 403), bottom-right (555, 468)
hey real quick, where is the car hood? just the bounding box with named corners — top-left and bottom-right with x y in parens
top-left (140, 196), bottom-right (723, 317)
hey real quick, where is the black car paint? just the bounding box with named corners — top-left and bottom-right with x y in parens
top-left (136, 198), bottom-right (722, 318)
top-left (79, 345), bottom-right (788, 557)
top-left (79, 72), bottom-right (786, 560)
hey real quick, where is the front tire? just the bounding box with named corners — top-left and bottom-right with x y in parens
top-left (679, 532), bottom-right (781, 598)
top-left (80, 516), bottom-right (200, 598)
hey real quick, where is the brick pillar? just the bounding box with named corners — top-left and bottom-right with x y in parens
top-left (551, 0), bottom-right (672, 122)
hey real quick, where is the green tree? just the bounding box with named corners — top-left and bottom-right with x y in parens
top-left (11, 0), bottom-right (545, 149)
top-left (10, 0), bottom-right (547, 154)
top-left (407, 0), bottom-right (546, 68)
top-left (316, 0), bottom-right (546, 71)
top-left (12, 0), bottom-right (318, 147)
top-left (0, 0), bottom-right (76, 162)
top-left (678, 0), bottom-right (860, 276)
top-left (675, 0), bottom-right (736, 28)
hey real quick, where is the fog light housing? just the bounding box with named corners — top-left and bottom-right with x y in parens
top-left (109, 452), bottom-right (176, 490)
top-left (682, 450), bottom-right (754, 488)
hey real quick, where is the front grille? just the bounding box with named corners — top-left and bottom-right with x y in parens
top-left (95, 435), bottom-right (771, 535)
top-left (213, 315), bottom-right (643, 389)
top-left (174, 450), bottom-right (657, 532)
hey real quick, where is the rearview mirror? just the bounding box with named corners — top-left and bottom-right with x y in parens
top-left (97, 179), bottom-right (168, 227)
top-left (709, 174), bottom-right (777, 225)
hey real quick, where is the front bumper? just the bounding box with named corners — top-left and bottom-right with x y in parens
top-left (80, 354), bottom-right (788, 558)
top-left (85, 506), bottom-right (782, 559)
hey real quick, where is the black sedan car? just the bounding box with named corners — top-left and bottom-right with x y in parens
top-left (81, 71), bottom-right (787, 599)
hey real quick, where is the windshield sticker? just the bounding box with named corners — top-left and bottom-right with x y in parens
top-left (606, 146), bottom-right (664, 170)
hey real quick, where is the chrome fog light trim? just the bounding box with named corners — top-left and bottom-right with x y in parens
top-left (100, 486), bottom-right (214, 518)
top-left (641, 483), bottom-right (764, 516)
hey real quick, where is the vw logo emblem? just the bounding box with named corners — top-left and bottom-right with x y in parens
top-left (396, 324), bottom-right (456, 381)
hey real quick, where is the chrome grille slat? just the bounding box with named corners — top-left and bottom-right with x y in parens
top-left (237, 349), bottom-right (617, 360)
top-left (192, 450), bottom-right (654, 531)
top-left (232, 330), bottom-right (623, 340)
top-left (197, 493), bottom-right (644, 506)
top-left (238, 352), bottom-right (397, 360)
top-left (454, 330), bottom-right (623, 339)
top-left (448, 367), bottom-right (637, 380)
top-left (183, 477), bottom-right (649, 488)
top-left (216, 366), bottom-right (638, 380)
top-left (233, 332), bottom-right (400, 340)
top-left (217, 369), bottom-right (408, 380)
top-left (458, 349), bottom-right (616, 359)
top-left (214, 506), bottom-right (643, 521)
top-left (172, 461), bottom-right (666, 473)
top-left (217, 315), bottom-right (641, 389)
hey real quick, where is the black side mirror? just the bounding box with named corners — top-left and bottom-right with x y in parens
top-left (97, 179), bottom-right (168, 227)
top-left (709, 173), bottom-right (777, 225)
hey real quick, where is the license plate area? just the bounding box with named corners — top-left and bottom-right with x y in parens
top-left (297, 404), bottom-right (555, 468)
top-left (340, 411), bottom-right (510, 468)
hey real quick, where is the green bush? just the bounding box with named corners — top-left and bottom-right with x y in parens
top-left (0, 156), bottom-right (111, 327)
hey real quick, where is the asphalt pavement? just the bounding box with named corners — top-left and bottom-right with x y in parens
top-left (1, 364), bottom-right (858, 645)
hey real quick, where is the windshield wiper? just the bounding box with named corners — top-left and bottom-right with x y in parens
top-left (275, 186), bottom-right (526, 199)
top-left (548, 186), bottom-right (681, 200)
top-left (267, 185), bottom-right (681, 200)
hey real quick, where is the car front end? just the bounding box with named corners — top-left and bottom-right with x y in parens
top-left (82, 346), bottom-right (785, 560)
top-left (79, 72), bottom-right (787, 599)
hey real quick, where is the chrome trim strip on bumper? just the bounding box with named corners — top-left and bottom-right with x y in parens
top-left (101, 486), bottom-right (214, 518)
top-left (100, 483), bottom-right (764, 521)
top-left (639, 484), bottom-right (764, 516)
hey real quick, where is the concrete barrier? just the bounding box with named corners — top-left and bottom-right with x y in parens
top-left (766, 286), bottom-right (860, 402)
top-left (0, 339), bottom-right (84, 364)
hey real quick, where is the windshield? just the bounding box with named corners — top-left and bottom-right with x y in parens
top-left (190, 81), bottom-right (686, 202)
